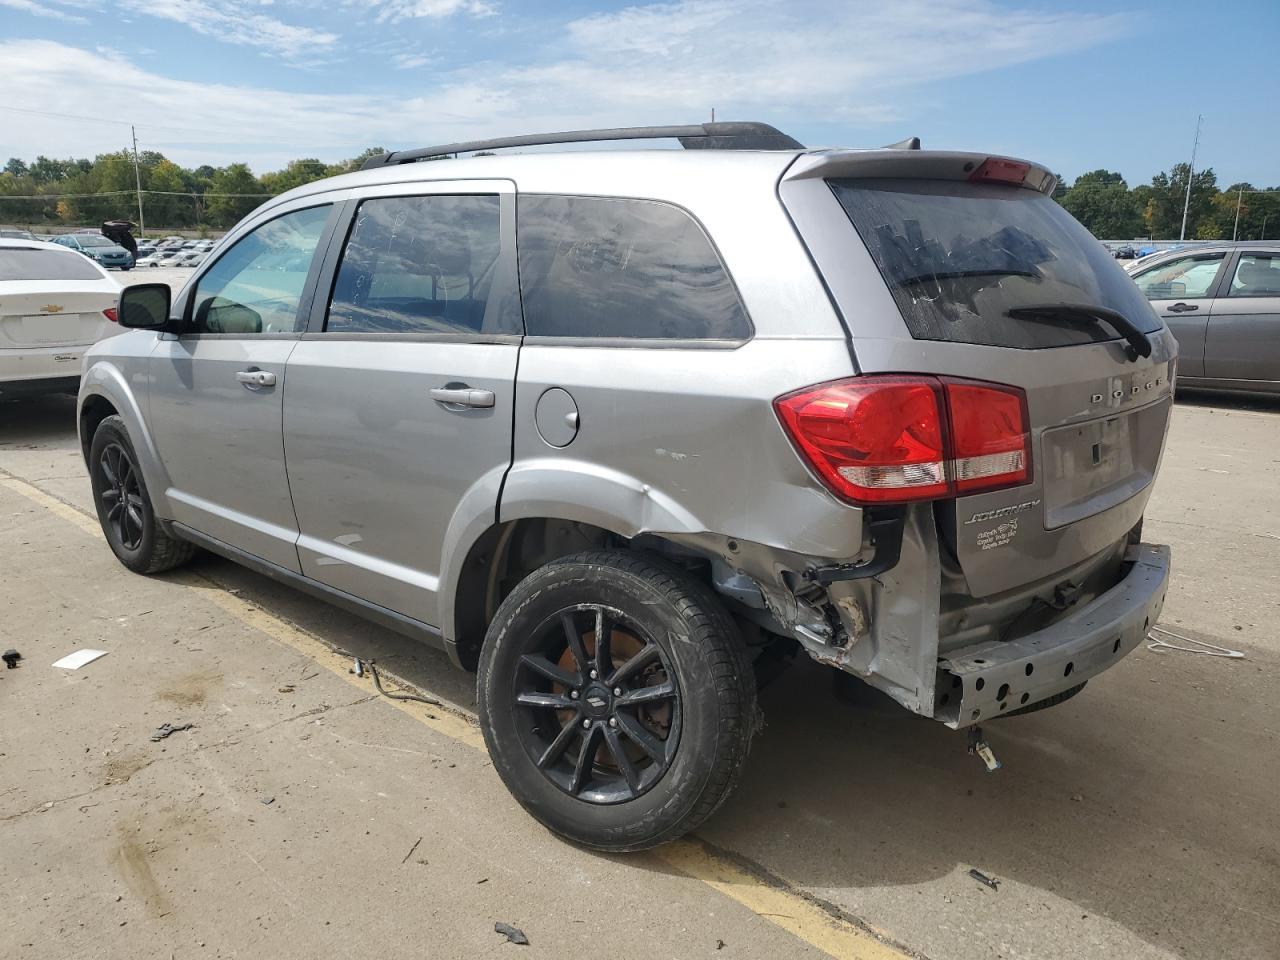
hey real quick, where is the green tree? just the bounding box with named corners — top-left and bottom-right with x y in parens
top-left (1060, 170), bottom-right (1143, 238)
top-left (1145, 163), bottom-right (1218, 239)
top-left (4, 158), bottom-right (28, 177)
top-left (206, 164), bottom-right (265, 228)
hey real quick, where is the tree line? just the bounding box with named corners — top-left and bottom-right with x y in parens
top-left (2, 147), bottom-right (1277, 240)
top-left (1053, 164), bottom-right (1277, 240)
top-left (0, 148), bottom-right (385, 232)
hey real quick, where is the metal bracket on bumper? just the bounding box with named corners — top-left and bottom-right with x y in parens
top-left (936, 543), bottom-right (1171, 728)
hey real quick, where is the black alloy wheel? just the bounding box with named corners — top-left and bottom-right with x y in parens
top-left (513, 603), bottom-right (681, 804)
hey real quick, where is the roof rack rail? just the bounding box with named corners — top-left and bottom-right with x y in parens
top-left (361, 122), bottom-right (804, 169)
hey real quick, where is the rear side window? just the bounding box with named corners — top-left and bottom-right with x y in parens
top-left (0, 248), bottom-right (103, 281)
top-left (1133, 254), bottom-right (1225, 300)
top-left (1228, 254), bottom-right (1280, 297)
top-left (517, 195), bottom-right (750, 340)
top-left (830, 178), bottom-right (1161, 349)
top-left (327, 194), bottom-right (513, 335)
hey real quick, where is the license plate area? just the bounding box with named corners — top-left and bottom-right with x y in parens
top-left (1040, 398), bottom-right (1170, 530)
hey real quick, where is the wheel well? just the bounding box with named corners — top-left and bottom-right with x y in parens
top-left (79, 395), bottom-right (118, 465)
top-left (452, 516), bottom-right (743, 671)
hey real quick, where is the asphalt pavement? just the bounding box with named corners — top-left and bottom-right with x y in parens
top-left (1, 363), bottom-right (1277, 958)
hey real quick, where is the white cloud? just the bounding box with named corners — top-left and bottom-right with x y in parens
top-left (0, 0), bottom-right (88, 22)
top-left (366, 0), bottom-right (496, 22)
top-left (0, 3), bottom-right (1128, 170)
top-left (393, 53), bottom-right (433, 69)
top-left (118, 0), bottom-right (340, 60)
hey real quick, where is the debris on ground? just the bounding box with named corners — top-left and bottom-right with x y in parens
top-left (2, 648), bottom-right (20, 669)
top-left (260, 796), bottom-right (275, 806)
top-left (716, 939), bottom-right (727, 950)
top-left (400, 837), bottom-right (422, 864)
top-left (1071, 794), bottom-right (1084, 802)
top-left (52, 649), bottom-right (109, 670)
top-left (150, 722), bottom-right (194, 742)
top-left (278, 685), bottom-right (295, 694)
top-left (969, 868), bottom-right (1000, 891)
top-left (1147, 627), bottom-right (1244, 659)
top-left (494, 922), bottom-right (529, 945)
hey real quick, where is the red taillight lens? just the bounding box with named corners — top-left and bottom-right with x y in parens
top-left (968, 157), bottom-right (1030, 186)
top-left (942, 378), bottom-right (1031, 494)
top-left (103, 307), bottom-right (118, 322)
top-left (774, 375), bottom-right (1031, 505)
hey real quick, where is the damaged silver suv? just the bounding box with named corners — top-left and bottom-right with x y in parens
top-left (80, 123), bottom-right (1174, 851)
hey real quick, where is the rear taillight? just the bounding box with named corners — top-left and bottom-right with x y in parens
top-left (103, 307), bottom-right (118, 323)
top-left (774, 375), bottom-right (1031, 505)
top-left (968, 157), bottom-right (1030, 186)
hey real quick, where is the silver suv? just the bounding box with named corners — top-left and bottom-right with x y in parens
top-left (79, 123), bottom-right (1175, 851)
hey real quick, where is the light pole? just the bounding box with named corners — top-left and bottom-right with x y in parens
top-left (1233, 187), bottom-right (1243, 241)
top-left (1179, 114), bottom-right (1202, 242)
top-left (1263, 214), bottom-right (1270, 241)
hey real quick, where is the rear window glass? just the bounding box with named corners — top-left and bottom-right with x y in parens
top-left (517, 195), bottom-right (750, 340)
top-left (830, 178), bottom-right (1161, 349)
top-left (327, 194), bottom-right (514, 335)
top-left (1228, 254), bottom-right (1280, 298)
top-left (0, 248), bottom-right (103, 281)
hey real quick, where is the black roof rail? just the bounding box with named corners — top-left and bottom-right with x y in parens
top-left (361, 122), bottom-right (804, 169)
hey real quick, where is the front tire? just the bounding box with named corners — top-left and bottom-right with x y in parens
top-left (89, 415), bottom-right (194, 574)
top-left (477, 551), bottom-right (757, 852)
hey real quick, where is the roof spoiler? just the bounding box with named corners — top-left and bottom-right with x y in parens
top-left (362, 122), bottom-right (805, 169)
top-left (882, 136), bottom-right (921, 150)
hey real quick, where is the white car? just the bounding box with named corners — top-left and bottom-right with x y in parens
top-left (0, 239), bottom-right (123, 399)
top-left (135, 252), bottom-right (167, 268)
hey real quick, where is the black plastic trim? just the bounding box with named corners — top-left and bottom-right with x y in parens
top-left (805, 507), bottom-right (907, 583)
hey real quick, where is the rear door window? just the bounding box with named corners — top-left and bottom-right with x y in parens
top-left (326, 194), bottom-right (512, 335)
top-left (0, 248), bottom-right (103, 281)
top-left (1227, 253), bottom-right (1280, 297)
top-left (516, 195), bottom-right (750, 340)
top-left (1133, 254), bottom-right (1225, 300)
top-left (830, 178), bottom-right (1161, 349)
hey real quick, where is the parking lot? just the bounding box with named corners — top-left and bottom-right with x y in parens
top-left (2, 275), bottom-right (1278, 958)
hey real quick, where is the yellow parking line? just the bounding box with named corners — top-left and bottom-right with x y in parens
top-left (1, 469), bottom-right (912, 960)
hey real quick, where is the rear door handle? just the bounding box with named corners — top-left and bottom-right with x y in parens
top-left (1167, 302), bottom-right (1199, 313)
top-left (430, 386), bottom-right (495, 409)
top-left (236, 369), bottom-right (276, 388)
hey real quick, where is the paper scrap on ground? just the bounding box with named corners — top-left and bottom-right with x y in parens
top-left (52, 649), bottom-right (110, 670)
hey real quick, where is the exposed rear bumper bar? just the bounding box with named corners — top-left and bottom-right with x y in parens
top-left (937, 543), bottom-right (1170, 728)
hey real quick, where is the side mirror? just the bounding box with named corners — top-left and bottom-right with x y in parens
top-left (118, 283), bottom-right (173, 330)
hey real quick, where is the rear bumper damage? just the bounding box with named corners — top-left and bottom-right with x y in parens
top-left (935, 543), bottom-right (1170, 727)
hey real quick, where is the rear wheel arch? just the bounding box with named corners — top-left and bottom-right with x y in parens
top-left (448, 516), bottom-right (740, 671)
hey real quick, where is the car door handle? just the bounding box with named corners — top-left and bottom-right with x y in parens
top-left (1167, 302), bottom-right (1199, 313)
top-left (430, 386), bottom-right (495, 408)
top-left (236, 369), bottom-right (276, 388)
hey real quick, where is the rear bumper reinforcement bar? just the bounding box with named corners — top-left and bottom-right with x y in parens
top-left (937, 542), bottom-right (1170, 728)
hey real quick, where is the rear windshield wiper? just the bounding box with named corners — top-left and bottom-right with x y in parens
top-left (898, 268), bottom-right (1040, 285)
top-left (1006, 303), bottom-right (1153, 362)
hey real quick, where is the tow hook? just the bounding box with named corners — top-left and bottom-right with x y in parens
top-left (967, 726), bottom-right (1002, 773)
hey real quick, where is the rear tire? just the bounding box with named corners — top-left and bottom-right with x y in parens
top-left (89, 415), bottom-right (194, 574)
top-left (477, 550), bottom-right (757, 852)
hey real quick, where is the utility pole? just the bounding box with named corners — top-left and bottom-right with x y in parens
top-left (1178, 114), bottom-right (1201, 242)
top-left (130, 124), bottom-right (145, 239)
top-left (1233, 186), bottom-right (1243, 241)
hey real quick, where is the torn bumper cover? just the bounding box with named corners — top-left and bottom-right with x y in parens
top-left (937, 543), bottom-right (1170, 728)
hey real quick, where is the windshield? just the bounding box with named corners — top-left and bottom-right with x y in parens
top-left (78, 236), bottom-right (114, 248)
top-left (0, 248), bottom-right (104, 281)
top-left (829, 178), bottom-right (1161, 350)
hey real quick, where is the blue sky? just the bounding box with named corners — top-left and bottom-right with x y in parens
top-left (2, 0), bottom-right (1277, 187)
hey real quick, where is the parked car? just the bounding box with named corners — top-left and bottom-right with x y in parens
top-left (175, 252), bottom-right (206, 268)
top-left (1, 239), bottom-right (123, 398)
top-left (1112, 244), bottom-right (1137, 260)
top-left (0, 229), bottom-right (39, 242)
top-left (134, 243), bottom-right (158, 259)
top-left (79, 123), bottom-right (1175, 851)
top-left (156, 251), bottom-right (193, 267)
top-left (135, 251), bottom-right (167, 268)
top-left (52, 234), bottom-right (134, 270)
top-left (1130, 241), bottom-right (1280, 395)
